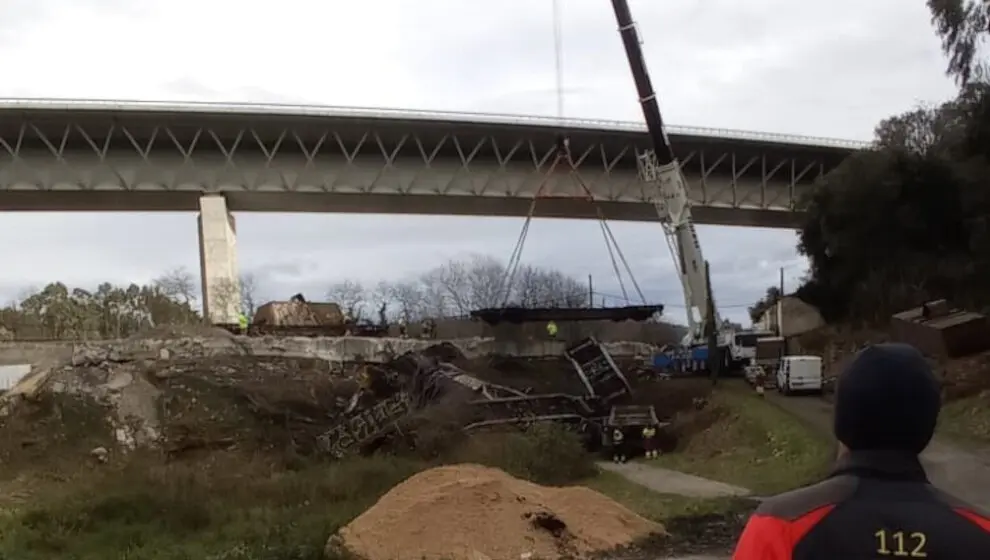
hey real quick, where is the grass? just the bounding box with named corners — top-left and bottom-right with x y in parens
top-left (0, 391), bottom-right (791, 560)
top-left (651, 386), bottom-right (833, 494)
top-left (938, 392), bottom-right (990, 447)
top-left (0, 453), bottom-right (420, 560)
top-left (583, 470), bottom-right (742, 522)
top-left (0, 423), bottom-right (704, 560)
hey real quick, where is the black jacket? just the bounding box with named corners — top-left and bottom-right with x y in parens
top-left (733, 450), bottom-right (990, 559)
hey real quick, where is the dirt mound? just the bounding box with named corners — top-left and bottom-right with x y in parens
top-left (337, 464), bottom-right (663, 560)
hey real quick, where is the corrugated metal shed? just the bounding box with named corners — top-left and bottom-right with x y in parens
top-left (890, 300), bottom-right (990, 359)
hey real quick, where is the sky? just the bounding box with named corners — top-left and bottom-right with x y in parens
top-left (0, 0), bottom-right (961, 324)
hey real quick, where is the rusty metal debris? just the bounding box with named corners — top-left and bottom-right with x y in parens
top-left (318, 337), bottom-right (658, 459)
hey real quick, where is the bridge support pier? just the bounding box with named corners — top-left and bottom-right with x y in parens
top-left (197, 194), bottom-right (242, 324)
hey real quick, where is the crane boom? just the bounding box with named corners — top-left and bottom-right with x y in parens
top-left (608, 0), bottom-right (721, 344)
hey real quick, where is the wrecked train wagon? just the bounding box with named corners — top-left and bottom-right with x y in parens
top-left (219, 299), bottom-right (389, 337)
top-left (316, 338), bottom-right (643, 460)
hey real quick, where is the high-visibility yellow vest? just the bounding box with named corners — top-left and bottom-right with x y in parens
top-left (642, 426), bottom-right (656, 438)
top-left (546, 321), bottom-right (558, 336)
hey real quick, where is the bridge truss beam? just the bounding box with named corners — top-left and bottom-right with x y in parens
top-left (0, 117), bottom-right (834, 227)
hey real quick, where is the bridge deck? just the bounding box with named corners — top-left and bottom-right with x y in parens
top-left (0, 99), bottom-right (866, 228)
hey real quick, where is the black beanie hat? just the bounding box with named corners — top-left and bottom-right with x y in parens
top-left (833, 343), bottom-right (941, 454)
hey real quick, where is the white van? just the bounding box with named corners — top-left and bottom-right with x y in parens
top-left (776, 356), bottom-right (823, 395)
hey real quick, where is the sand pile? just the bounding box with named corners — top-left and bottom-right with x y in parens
top-left (336, 464), bottom-right (664, 560)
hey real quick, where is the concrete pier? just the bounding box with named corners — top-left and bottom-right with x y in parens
top-left (197, 194), bottom-right (241, 323)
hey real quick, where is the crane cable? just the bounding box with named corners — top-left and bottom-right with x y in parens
top-left (498, 0), bottom-right (646, 307)
top-left (497, 0), bottom-right (566, 305)
top-left (552, 0), bottom-right (564, 123)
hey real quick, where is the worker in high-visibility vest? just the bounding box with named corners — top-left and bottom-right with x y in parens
top-left (642, 424), bottom-right (658, 459)
top-left (610, 427), bottom-right (626, 463)
top-left (755, 367), bottom-right (768, 397)
top-left (238, 313), bottom-right (249, 334)
top-left (546, 320), bottom-right (558, 339)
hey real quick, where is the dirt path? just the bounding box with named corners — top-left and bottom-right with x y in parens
top-left (597, 461), bottom-right (751, 499)
top-left (767, 393), bottom-right (990, 510)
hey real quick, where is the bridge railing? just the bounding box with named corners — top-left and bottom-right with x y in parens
top-left (0, 98), bottom-right (871, 150)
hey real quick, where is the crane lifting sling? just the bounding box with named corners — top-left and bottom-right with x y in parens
top-left (497, 0), bottom-right (647, 309)
top-left (497, 136), bottom-right (647, 308)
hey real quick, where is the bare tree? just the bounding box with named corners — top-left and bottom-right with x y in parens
top-left (511, 265), bottom-right (586, 307)
top-left (153, 267), bottom-right (197, 306)
top-left (418, 255), bottom-right (508, 315)
top-left (383, 279), bottom-right (426, 321)
top-left (327, 279), bottom-right (367, 319)
top-left (240, 272), bottom-right (260, 316)
top-left (413, 256), bottom-right (586, 314)
top-left (207, 278), bottom-right (242, 324)
top-left (464, 254), bottom-right (507, 309)
top-left (418, 269), bottom-right (450, 318)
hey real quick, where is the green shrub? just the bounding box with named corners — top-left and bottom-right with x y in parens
top-left (453, 423), bottom-right (597, 485)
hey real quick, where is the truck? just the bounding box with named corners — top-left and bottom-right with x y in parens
top-left (729, 328), bottom-right (778, 368)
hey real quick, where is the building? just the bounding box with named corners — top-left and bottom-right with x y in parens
top-left (756, 296), bottom-right (826, 339)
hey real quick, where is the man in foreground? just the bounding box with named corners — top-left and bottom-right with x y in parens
top-left (732, 343), bottom-right (990, 559)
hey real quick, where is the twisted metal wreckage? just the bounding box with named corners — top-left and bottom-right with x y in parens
top-left (316, 337), bottom-right (660, 459)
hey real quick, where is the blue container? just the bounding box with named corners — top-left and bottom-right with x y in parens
top-left (652, 353), bottom-right (674, 368)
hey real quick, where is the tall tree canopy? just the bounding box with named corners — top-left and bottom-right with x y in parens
top-left (794, 64), bottom-right (990, 322)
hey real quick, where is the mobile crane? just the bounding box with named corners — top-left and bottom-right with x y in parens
top-left (607, 0), bottom-right (729, 355)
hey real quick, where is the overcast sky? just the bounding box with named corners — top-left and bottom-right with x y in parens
top-left (0, 0), bottom-right (960, 324)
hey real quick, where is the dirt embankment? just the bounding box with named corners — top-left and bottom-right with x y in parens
top-left (0, 330), bottom-right (711, 471)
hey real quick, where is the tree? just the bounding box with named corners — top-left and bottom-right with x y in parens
top-left (382, 279), bottom-right (426, 322)
top-left (748, 286), bottom-right (782, 324)
top-left (928, 0), bottom-right (990, 84)
top-left (240, 272), bottom-right (260, 317)
top-left (0, 255), bottom-right (624, 338)
top-left (356, 255), bottom-right (594, 321)
top-left (206, 278), bottom-right (242, 324)
top-left (511, 264), bottom-right (587, 308)
top-left (0, 281), bottom-right (200, 339)
top-left (326, 280), bottom-right (367, 320)
top-left (154, 267), bottom-right (198, 307)
top-left (793, 22), bottom-right (990, 323)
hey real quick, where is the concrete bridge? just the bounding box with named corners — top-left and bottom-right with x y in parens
top-left (0, 99), bottom-right (867, 322)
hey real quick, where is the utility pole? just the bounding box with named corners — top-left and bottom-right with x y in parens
top-left (587, 274), bottom-right (594, 308)
top-left (777, 266), bottom-right (785, 337)
top-left (704, 261), bottom-right (720, 386)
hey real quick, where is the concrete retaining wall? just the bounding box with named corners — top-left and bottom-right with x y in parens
top-left (0, 341), bottom-right (77, 366)
top-left (0, 336), bottom-right (657, 369)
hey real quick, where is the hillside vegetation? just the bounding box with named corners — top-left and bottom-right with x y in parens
top-left (785, 2), bottom-right (990, 324)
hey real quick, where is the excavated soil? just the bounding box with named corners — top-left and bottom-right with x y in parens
top-left (337, 464), bottom-right (664, 560)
